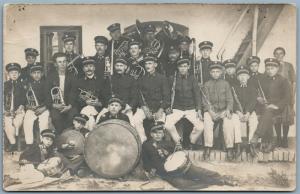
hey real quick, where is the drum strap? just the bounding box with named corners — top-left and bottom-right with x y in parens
top-left (182, 161), bottom-right (192, 175)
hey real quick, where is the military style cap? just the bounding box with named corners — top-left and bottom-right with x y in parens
top-left (30, 63), bottom-right (43, 73)
top-left (82, 56), bottom-right (96, 65)
top-left (107, 23), bottom-right (121, 33)
top-left (150, 121), bottom-right (165, 132)
top-left (209, 61), bottom-right (223, 70)
top-left (168, 45), bottom-right (180, 54)
top-left (6, 63), bottom-right (21, 72)
top-left (246, 56), bottom-right (260, 66)
top-left (41, 129), bottom-right (56, 139)
top-left (129, 38), bottom-right (141, 47)
top-left (179, 36), bottom-right (191, 44)
top-left (73, 113), bottom-right (89, 124)
top-left (108, 96), bottom-right (125, 109)
top-left (94, 36), bottom-right (108, 45)
top-left (236, 65), bottom-right (249, 76)
top-left (24, 48), bottom-right (39, 57)
top-left (223, 59), bottom-right (237, 69)
top-left (177, 58), bottom-right (190, 66)
top-left (264, 58), bottom-right (279, 67)
top-left (198, 41), bottom-right (213, 50)
top-left (144, 24), bottom-right (156, 33)
top-left (115, 57), bottom-right (128, 66)
top-left (143, 53), bottom-right (157, 62)
top-left (62, 32), bottom-right (76, 42)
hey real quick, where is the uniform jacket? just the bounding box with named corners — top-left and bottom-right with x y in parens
top-left (92, 53), bottom-right (109, 80)
top-left (98, 111), bottom-right (130, 124)
top-left (44, 69), bottom-right (77, 108)
top-left (225, 74), bottom-right (239, 87)
top-left (169, 74), bottom-right (202, 111)
top-left (142, 139), bottom-right (174, 177)
top-left (138, 72), bottom-right (171, 112)
top-left (196, 57), bottom-right (213, 84)
top-left (4, 80), bottom-right (26, 112)
top-left (203, 79), bottom-right (233, 112)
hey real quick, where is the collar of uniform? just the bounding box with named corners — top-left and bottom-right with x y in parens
top-left (96, 53), bottom-right (105, 59)
top-left (11, 80), bottom-right (18, 84)
top-left (179, 73), bottom-right (188, 79)
top-left (33, 80), bottom-right (41, 84)
top-left (251, 72), bottom-right (258, 76)
top-left (115, 73), bottom-right (124, 77)
top-left (109, 113), bottom-right (118, 119)
top-left (201, 57), bottom-right (210, 62)
top-left (85, 74), bottom-right (96, 80)
top-left (240, 83), bottom-right (247, 88)
top-left (66, 51), bottom-right (74, 56)
top-left (147, 72), bottom-right (156, 77)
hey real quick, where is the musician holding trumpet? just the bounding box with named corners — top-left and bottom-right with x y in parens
top-left (23, 64), bottom-right (49, 147)
top-left (4, 63), bottom-right (26, 152)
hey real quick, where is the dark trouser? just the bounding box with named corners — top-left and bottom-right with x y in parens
top-left (162, 165), bottom-right (224, 190)
top-left (255, 108), bottom-right (281, 142)
top-left (50, 107), bottom-right (78, 134)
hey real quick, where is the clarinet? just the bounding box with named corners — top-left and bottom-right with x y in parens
top-left (170, 71), bottom-right (177, 111)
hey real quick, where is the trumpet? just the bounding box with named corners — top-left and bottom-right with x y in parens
top-left (105, 56), bottom-right (113, 76)
top-left (78, 88), bottom-right (98, 102)
top-left (51, 87), bottom-right (65, 105)
top-left (26, 84), bottom-right (40, 109)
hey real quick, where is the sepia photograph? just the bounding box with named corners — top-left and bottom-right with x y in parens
top-left (2, 3), bottom-right (296, 191)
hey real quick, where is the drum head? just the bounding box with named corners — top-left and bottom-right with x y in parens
top-left (56, 130), bottom-right (85, 157)
top-left (84, 119), bottom-right (141, 178)
top-left (164, 151), bottom-right (187, 172)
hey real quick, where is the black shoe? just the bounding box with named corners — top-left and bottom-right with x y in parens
top-left (263, 142), bottom-right (274, 153)
top-left (249, 144), bottom-right (258, 157)
top-left (282, 137), bottom-right (288, 148)
top-left (7, 144), bottom-right (17, 153)
top-left (189, 143), bottom-right (202, 150)
top-left (276, 136), bottom-right (282, 147)
top-left (203, 147), bottom-right (211, 160)
top-left (227, 148), bottom-right (234, 161)
top-left (235, 143), bottom-right (241, 159)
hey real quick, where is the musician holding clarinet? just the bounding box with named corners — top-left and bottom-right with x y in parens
top-left (45, 52), bottom-right (78, 135)
top-left (4, 63), bottom-right (26, 152)
top-left (250, 58), bottom-right (291, 154)
top-left (23, 64), bottom-right (49, 148)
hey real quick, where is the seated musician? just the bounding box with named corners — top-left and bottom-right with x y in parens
top-left (165, 58), bottom-right (204, 150)
top-left (142, 122), bottom-right (236, 190)
top-left (4, 63), bottom-right (26, 152)
top-left (19, 129), bottom-right (64, 178)
top-left (232, 65), bottom-right (258, 157)
top-left (97, 96), bottom-right (130, 124)
top-left (45, 52), bottom-right (78, 135)
top-left (58, 114), bottom-right (91, 177)
top-left (73, 56), bottom-right (104, 130)
top-left (202, 61), bottom-right (238, 161)
top-left (96, 57), bottom-right (138, 124)
top-left (133, 53), bottom-right (171, 143)
top-left (23, 64), bottom-right (49, 148)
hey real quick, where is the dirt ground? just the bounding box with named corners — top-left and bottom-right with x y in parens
top-left (3, 150), bottom-right (296, 191)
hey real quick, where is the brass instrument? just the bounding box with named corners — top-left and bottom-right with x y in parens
top-left (170, 71), bottom-right (177, 111)
top-left (26, 84), bottom-right (40, 109)
top-left (129, 64), bottom-right (145, 80)
top-left (139, 90), bottom-right (153, 119)
top-left (51, 87), bottom-right (65, 105)
top-left (105, 56), bottom-right (112, 76)
top-left (111, 40), bottom-right (114, 75)
top-left (5, 83), bottom-right (15, 117)
top-left (78, 88), bottom-right (98, 102)
top-left (144, 38), bottom-right (165, 58)
top-left (257, 79), bottom-right (268, 105)
top-left (67, 54), bottom-right (84, 75)
top-left (114, 40), bottom-right (129, 59)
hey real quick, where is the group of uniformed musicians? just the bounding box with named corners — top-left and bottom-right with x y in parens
top-left (4, 22), bottom-right (295, 183)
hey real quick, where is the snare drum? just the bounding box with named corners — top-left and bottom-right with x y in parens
top-left (164, 151), bottom-right (192, 175)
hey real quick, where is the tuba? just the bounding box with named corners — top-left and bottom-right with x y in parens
top-left (78, 88), bottom-right (98, 102)
top-left (51, 87), bottom-right (65, 105)
top-left (114, 40), bottom-right (129, 58)
top-left (26, 84), bottom-right (40, 109)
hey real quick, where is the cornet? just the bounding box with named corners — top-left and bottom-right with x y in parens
top-left (26, 84), bottom-right (40, 109)
top-left (51, 87), bottom-right (65, 105)
top-left (104, 56), bottom-right (113, 76)
top-left (78, 88), bottom-right (98, 102)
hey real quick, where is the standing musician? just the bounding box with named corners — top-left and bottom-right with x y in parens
top-left (165, 58), bottom-right (204, 150)
top-left (133, 53), bottom-right (171, 143)
top-left (250, 58), bottom-right (291, 154)
top-left (273, 47), bottom-right (296, 148)
top-left (23, 64), bottom-right (49, 148)
top-left (163, 45), bottom-right (180, 77)
top-left (62, 32), bottom-right (83, 78)
top-left (127, 38), bottom-right (145, 80)
top-left (96, 57), bottom-right (138, 124)
top-left (196, 41), bottom-right (214, 84)
top-left (142, 122), bottom-right (236, 190)
top-left (177, 36), bottom-right (192, 59)
top-left (224, 59), bottom-right (239, 87)
top-left (93, 36), bottom-right (110, 79)
top-left (73, 57), bottom-right (104, 131)
top-left (45, 52), bottom-right (78, 135)
top-left (232, 65), bottom-right (258, 157)
top-left (202, 61), bottom-right (237, 160)
top-left (4, 63), bottom-right (26, 152)
top-left (20, 48), bottom-right (40, 82)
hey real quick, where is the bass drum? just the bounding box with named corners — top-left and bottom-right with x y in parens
top-left (56, 130), bottom-right (85, 157)
top-left (84, 119), bottom-right (142, 178)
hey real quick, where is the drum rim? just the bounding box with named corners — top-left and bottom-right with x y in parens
top-left (84, 119), bottom-right (142, 178)
top-left (56, 129), bottom-right (85, 157)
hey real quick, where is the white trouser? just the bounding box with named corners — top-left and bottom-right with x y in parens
top-left (238, 112), bottom-right (258, 142)
top-left (96, 104), bottom-right (134, 124)
top-left (23, 109), bottom-right (50, 144)
top-left (4, 111), bottom-right (25, 144)
top-left (132, 108), bottom-right (166, 143)
top-left (204, 112), bottom-right (241, 148)
top-left (165, 109), bottom-right (204, 144)
top-left (80, 105), bottom-right (99, 131)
